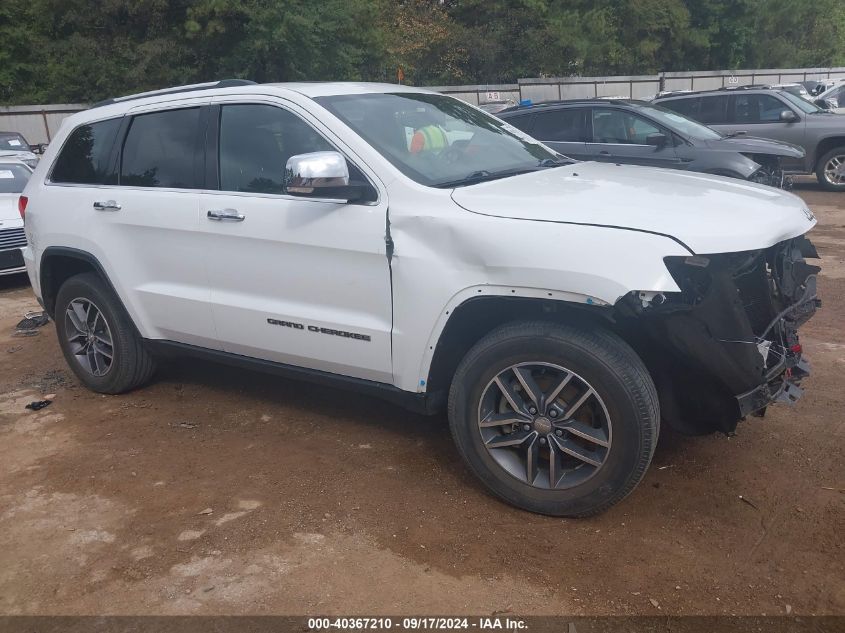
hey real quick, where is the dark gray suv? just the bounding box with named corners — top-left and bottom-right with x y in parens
top-left (654, 87), bottom-right (845, 191)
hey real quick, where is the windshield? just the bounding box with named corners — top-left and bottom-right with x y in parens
top-left (0, 134), bottom-right (29, 151)
top-left (315, 92), bottom-right (563, 187)
top-left (0, 163), bottom-right (31, 194)
top-left (640, 104), bottom-right (722, 140)
top-left (780, 90), bottom-right (822, 114)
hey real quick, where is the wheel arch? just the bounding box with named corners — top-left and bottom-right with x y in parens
top-left (40, 247), bottom-right (125, 320)
top-left (423, 292), bottom-right (615, 408)
top-left (814, 136), bottom-right (845, 170)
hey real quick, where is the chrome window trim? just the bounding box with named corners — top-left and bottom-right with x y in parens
top-left (212, 97), bottom-right (383, 207)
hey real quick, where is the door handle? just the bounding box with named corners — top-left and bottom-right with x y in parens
top-left (599, 151), bottom-right (611, 155)
top-left (93, 200), bottom-right (121, 211)
top-left (207, 209), bottom-right (245, 222)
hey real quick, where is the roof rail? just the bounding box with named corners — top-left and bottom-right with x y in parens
top-left (717, 84), bottom-right (772, 91)
top-left (90, 79), bottom-right (257, 109)
top-left (501, 97), bottom-right (633, 112)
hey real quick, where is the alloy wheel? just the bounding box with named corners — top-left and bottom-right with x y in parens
top-left (824, 154), bottom-right (845, 185)
top-left (64, 298), bottom-right (114, 377)
top-left (477, 362), bottom-right (612, 489)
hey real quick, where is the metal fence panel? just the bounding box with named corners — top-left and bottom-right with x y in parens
top-left (2, 65), bottom-right (845, 141)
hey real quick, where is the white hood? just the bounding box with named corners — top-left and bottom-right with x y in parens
top-left (450, 162), bottom-right (816, 254)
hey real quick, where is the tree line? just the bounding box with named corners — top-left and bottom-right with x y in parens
top-left (2, 0), bottom-right (845, 104)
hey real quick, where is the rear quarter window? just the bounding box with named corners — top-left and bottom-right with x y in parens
top-left (51, 118), bottom-right (122, 184)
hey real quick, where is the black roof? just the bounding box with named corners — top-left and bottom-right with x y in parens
top-left (90, 79), bottom-right (257, 109)
top-left (499, 98), bottom-right (647, 115)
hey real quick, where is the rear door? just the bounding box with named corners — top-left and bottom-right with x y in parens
top-left (44, 101), bottom-right (217, 348)
top-left (197, 97), bottom-right (394, 383)
top-left (102, 101), bottom-right (217, 347)
top-left (724, 93), bottom-right (806, 170)
top-left (586, 108), bottom-right (681, 167)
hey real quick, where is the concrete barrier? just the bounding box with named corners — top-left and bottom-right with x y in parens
top-left (3, 65), bottom-right (844, 141)
top-left (0, 104), bottom-right (86, 144)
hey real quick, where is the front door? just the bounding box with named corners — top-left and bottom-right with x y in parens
top-left (199, 99), bottom-right (394, 383)
top-left (711, 94), bottom-right (806, 171)
top-left (586, 108), bottom-right (682, 168)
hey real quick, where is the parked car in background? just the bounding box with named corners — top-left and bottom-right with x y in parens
top-left (0, 132), bottom-right (40, 169)
top-left (654, 86), bottom-right (845, 191)
top-left (0, 160), bottom-right (32, 275)
top-left (815, 81), bottom-right (845, 114)
top-left (800, 79), bottom-right (834, 97)
top-left (498, 99), bottom-right (803, 188)
top-left (770, 83), bottom-right (812, 101)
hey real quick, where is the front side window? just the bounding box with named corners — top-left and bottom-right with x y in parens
top-left (0, 163), bottom-right (31, 193)
top-left (120, 108), bottom-right (201, 188)
top-left (591, 109), bottom-right (661, 144)
top-left (532, 109), bottom-right (587, 142)
top-left (51, 118), bottom-right (121, 184)
top-left (218, 104), bottom-right (334, 194)
top-left (733, 94), bottom-right (789, 123)
top-left (315, 92), bottom-right (560, 188)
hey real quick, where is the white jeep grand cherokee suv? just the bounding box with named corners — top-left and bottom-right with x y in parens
top-left (19, 81), bottom-right (820, 516)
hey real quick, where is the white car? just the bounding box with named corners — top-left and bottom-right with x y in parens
top-left (815, 81), bottom-right (845, 114)
top-left (0, 132), bottom-right (40, 169)
top-left (0, 160), bottom-right (32, 275)
top-left (19, 81), bottom-right (820, 516)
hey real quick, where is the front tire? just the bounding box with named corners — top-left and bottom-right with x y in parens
top-left (448, 321), bottom-right (659, 517)
top-left (55, 273), bottom-right (156, 394)
top-left (816, 147), bottom-right (845, 191)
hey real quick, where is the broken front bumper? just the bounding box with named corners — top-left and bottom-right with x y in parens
top-left (623, 235), bottom-right (820, 434)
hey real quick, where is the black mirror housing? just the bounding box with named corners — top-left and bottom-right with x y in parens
top-left (646, 133), bottom-right (668, 148)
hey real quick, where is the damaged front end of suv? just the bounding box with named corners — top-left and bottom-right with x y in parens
top-left (617, 236), bottom-right (821, 435)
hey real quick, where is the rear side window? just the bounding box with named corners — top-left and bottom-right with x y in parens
top-left (532, 109), bottom-right (587, 142)
top-left (120, 108), bottom-right (201, 188)
top-left (697, 96), bottom-right (729, 124)
top-left (661, 97), bottom-right (699, 119)
top-left (51, 118), bottom-right (121, 184)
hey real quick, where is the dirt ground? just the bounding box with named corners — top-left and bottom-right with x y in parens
top-left (0, 182), bottom-right (842, 617)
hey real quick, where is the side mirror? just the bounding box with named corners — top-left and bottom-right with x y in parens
top-left (646, 133), bottom-right (668, 148)
top-left (780, 110), bottom-right (798, 122)
top-left (29, 143), bottom-right (47, 155)
top-left (284, 151), bottom-right (362, 202)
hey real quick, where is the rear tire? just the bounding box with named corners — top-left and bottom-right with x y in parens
top-left (448, 321), bottom-right (659, 517)
top-left (55, 273), bottom-right (156, 394)
top-left (816, 147), bottom-right (845, 191)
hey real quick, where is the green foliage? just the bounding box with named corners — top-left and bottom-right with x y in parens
top-left (1, 0), bottom-right (845, 104)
